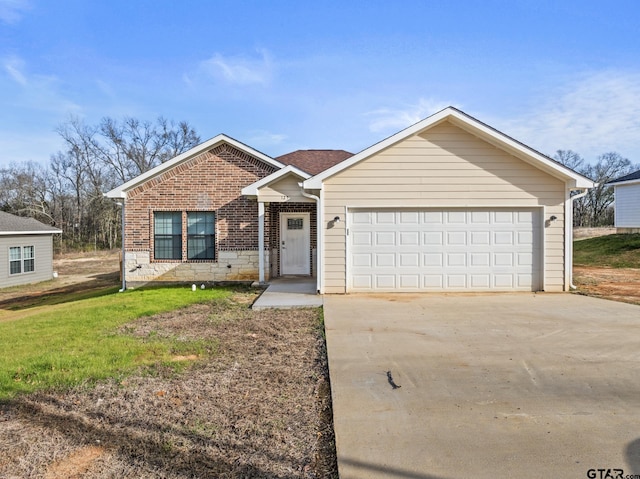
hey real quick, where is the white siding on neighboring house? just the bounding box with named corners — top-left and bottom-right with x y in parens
top-left (614, 184), bottom-right (640, 228)
top-left (322, 121), bottom-right (567, 293)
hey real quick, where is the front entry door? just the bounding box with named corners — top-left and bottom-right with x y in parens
top-left (280, 212), bottom-right (310, 275)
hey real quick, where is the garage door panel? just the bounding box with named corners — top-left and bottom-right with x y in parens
top-left (447, 231), bottom-right (467, 245)
top-left (352, 231), bottom-right (372, 246)
top-left (376, 275), bottom-right (396, 288)
top-left (349, 208), bottom-right (540, 292)
top-left (400, 231), bottom-right (420, 245)
top-left (375, 253), bottom-right (395, 267)
top-left (424, 232), bottom-right (444, 245)
top-left (352, 253), bottom-right (372, 267)
top-left (470, 274), bottom-right (490, 288)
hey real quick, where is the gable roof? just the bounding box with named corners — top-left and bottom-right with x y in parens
top-left (608, 169), bottom-right (640, 186)
top-left (241, 164), bottom-right (311, 197)
top-left (0, 211), bottom-right (62, 235)
top-left (105, 134), bottom-right (285, 199)
top-left (303, 107), bottom-right (594, 190)
top-left (277, 149), bottom-right (353, 175)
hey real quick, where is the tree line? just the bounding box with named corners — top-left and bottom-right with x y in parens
top-left (0, 116), bottom-right (638, 252)
top-left (553, 150), bottom-right (639, 227)
top-left (0, 117), bottom-right (200, 251)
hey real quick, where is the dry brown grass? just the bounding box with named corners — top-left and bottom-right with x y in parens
top-left (573, 266), bottom-right (640, 306)
top-left (0, 292), bottom-right (337, 478)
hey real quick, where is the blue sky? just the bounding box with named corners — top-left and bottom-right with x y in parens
top-left (1, 0), bottom-right (640, 169)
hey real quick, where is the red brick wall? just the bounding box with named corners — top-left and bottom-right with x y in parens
top-left (124, 144), bottom-right (278, 258)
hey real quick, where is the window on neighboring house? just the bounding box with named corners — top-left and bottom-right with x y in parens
top-left (187, 212), bottom-right (215, 259)
top-left (23, 246), bottom-right (34, 272)
top-left (9, 246), bottom-right (35, 274)
top-left (154, 212), bottom-right (182, 260)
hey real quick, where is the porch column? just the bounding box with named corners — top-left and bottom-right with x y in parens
top-left (258, 201), bottom-right (265, 284)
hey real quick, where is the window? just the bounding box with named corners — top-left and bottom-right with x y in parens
top-left (9, 246), bottom-right (35, 275)
top-left (187, 212), bottom-right (215, 259)
top-left (23, 246), bottom-right (34, 272)
top-left (9, 247), bottom-right (21, 274)
top-left (154, 212), bottom-right (182, 260)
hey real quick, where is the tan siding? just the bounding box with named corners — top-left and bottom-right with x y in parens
top-left (322, 120), bottom-right (567, 293)
top-left (258, 175), bottom-right (314, 203)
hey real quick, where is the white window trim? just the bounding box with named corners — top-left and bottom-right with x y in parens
top-left (9, 245), bottom-right (35, 275)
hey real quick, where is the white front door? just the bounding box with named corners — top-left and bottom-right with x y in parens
top-left (280, 212), bottom-right (310, 275)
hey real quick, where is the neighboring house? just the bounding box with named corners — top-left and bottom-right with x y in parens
top-left (0, 211), bottom-right (62, 288)
top-left (608, 169), bottom-right (640, 233)
top-left (105, 107), bottom-right (593, 293)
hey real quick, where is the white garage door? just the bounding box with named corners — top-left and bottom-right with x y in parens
top-left (349, 209), bottom-right (541, 292)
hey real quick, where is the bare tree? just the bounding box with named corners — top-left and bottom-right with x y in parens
top-left (555, 150), bottom-right (638, 227)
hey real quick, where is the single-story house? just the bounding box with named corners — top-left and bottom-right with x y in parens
top-left (0, 211), bottom-right (62, 288)
top-left (105, 107), bottom-right (593, 293)
top-left (607, 169), bottom-right (640, 233)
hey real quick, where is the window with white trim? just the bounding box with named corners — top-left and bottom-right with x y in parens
top-left (9, 246), bottom-right (35, 274)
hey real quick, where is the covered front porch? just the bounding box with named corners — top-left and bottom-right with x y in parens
top-left (242, 165), bottom-right (319, 288)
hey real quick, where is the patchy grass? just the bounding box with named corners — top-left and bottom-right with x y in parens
top-left (0, 291), bottom-right (338, 478)
top-left (574, 234), bottom-right (640, 268)
top-left (0, 286), bottom-right (232, 400)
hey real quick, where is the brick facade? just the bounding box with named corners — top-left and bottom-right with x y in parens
top-left (123, 144), bottom-right (281, 284)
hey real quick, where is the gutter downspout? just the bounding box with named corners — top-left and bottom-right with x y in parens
top-left (116, 201), bottom-right (126, 292)
top-left (568, 188), bottom-right (589, 290)
top-left (300, 186), bottom-right (322, 294)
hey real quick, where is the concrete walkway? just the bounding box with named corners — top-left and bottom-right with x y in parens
top-left (252, 277), bottom-right (323, 310)
top-left (324, 293), bottom-right (640, 479)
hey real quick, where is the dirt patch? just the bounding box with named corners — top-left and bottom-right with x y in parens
top-left (44, 445), bottom-right (106, 479)
top-left (573, 227), bottom-right (616, 240)
top-left (573, 266), bottom-right (640, 305)
top-left (0, 294), bottom-right (338, 478)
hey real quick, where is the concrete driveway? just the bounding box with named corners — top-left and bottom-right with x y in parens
top-left (324, 293), bottom-right (640, 479)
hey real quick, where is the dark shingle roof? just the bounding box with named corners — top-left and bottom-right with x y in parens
top-left (609, 169), bottom-right (640, 184)
top-left (276, 150), bottom-right (353, 175)
top-left (0, 211), bottom-right (61, 234)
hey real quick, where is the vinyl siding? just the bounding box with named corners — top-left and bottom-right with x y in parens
top-left (322, 121), bottom-right (566, 293)
top-left (0, 234), bottom-right (55, 288)
top-left (614, 184), bottom-right (640, 227)
top-left (258, 175), bottom-right (314, 203)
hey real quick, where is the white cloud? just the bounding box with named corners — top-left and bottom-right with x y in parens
top-left (4, 55), bottom-right (27, 85)
top-left (0, 0), bottom-right (30, 24)
top-left (1, 55), bottom-right (81, 114)
top-left (366, 98), bottom-right (457, 134)
top-left (247, 130), bottom-right (287, 147)
top-left (498, 71), bottom-right (640, 161)
top-left (193, 48), bottom-right (274, 86)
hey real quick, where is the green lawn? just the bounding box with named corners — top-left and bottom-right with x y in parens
top-left (0, 286), bottom-right (232, 400)
top-left (574, 233), bottom-right (640, 268)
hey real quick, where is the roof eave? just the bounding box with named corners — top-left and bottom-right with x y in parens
top-left (304, 106), bottom-right (594, 189)
top-left (104, 134), bottom-right (285, 197)
top-left (0, 229), bottom-right (62, 235)
top-left (242, 165), bottom-right (311, 197)
top-left (606, 178), bottom-right (640, 187)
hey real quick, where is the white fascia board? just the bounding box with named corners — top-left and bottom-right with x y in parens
top-left (605, 178), bottom-right (640, 187)
top-left (0, 230), bottom-right (62, 235)
top-left (304, 106), bottom-right (594, 190)
top-left (241, 165), bottom-right (310, 197)
top-left (104, 134), bottom-right (285, 198)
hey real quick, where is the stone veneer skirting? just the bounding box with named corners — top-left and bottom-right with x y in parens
top-left (124, 250), bottom-right (269, 284)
